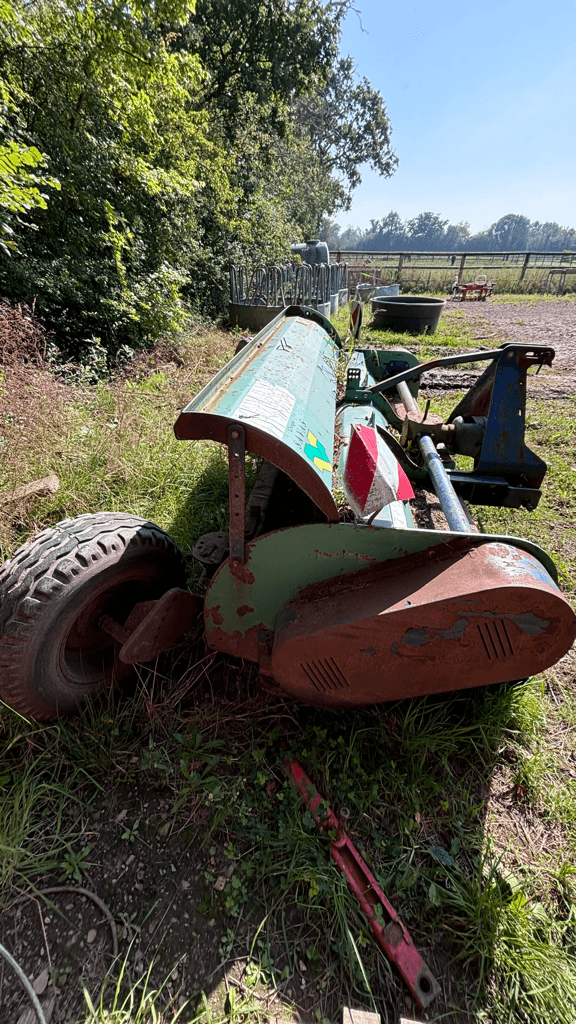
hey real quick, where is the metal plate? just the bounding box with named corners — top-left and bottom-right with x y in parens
top-left (175, 310), bottom-right (341, 522)
top-left (271, 542), bottom-right (576, 706)
top-left (203, 522), bottom-right (559, 663)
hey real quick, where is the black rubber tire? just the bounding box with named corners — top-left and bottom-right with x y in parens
top-left (0, 513), bottom-right (187, 720)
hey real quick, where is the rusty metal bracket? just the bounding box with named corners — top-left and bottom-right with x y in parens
top-left (227, 423), bottom-right (246, 567)
top-left (283, 758), bottom-right (440, 1011)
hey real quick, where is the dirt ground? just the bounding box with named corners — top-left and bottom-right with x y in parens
top-left (425, 298), bottom-right (576, 397)
top-left (0, 677), bottom-right (320, 1024)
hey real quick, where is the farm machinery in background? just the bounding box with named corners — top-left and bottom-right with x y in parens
top-left (1, 302), bottom-right (574, 719)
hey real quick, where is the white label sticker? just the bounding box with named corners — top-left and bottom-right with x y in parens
top-left (233, 378), bottom-right (296, 440)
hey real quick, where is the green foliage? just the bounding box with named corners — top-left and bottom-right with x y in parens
top-left (0, 0), bottom-right (224, 354)
top-left (0, 0), bottom-right (396, 356)
top-left (0, 1), bottom-right (60, 253)
top-left (324, 209), bottom-right (576, 252)
top-left (297, 55), bottom-right (397, 210)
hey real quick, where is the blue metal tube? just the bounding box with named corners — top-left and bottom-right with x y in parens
top-left (396, 380), bottom-right (471, 533)
top-left (418, 434), bottom-right (472, 533)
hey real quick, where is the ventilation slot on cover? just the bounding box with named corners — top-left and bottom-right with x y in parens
top-left (477, 619), bottom-right (514, 660)
top-left (301, 658), bottom-right (351, 693)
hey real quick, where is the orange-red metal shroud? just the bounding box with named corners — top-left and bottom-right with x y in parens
top-left (272, 542), bottom-right (576, 707)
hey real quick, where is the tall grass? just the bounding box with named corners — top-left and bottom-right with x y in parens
top-left (362, 264), bottom-right (576, 296)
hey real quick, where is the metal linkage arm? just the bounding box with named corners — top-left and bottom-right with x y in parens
top-left (364, 343), bottom-right (554, 396)
top-left (284, 758), bottom-right (440, 1011)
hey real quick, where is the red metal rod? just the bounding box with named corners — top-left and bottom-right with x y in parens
top-left (283, 758), bottom-right (440, 1011)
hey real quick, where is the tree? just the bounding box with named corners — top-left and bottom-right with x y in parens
top-left (0, 1), bottom-right (60, 254)
top-left (180, 0), bottom-right (340, 136)
top-left (404, 212), bottom-right (449, 250)
top-left (0, 0), bottom-right (226, 353)
top-left (362, 212), bottom-right (406, 250)
top-left (0, 0), bottom-right (397, 354)
top-left (485, 214), bottom-right (530, 251)
top-left (296, 56), bottom-right (397, 209)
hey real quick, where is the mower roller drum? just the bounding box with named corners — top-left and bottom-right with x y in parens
top-left (1, 304), bottom-right (575, 718)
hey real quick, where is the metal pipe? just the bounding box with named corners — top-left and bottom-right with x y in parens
top-left (397, 379), bottom-right (419, 414)
top-left (397, 382), bottom-right (471, 533)
top-left (417, 434), bottom-right (472, 533)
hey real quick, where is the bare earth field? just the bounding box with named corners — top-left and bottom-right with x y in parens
top-left (425, 299), bottom-right (576, 397)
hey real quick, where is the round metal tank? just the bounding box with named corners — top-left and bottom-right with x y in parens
top-left (370, 285), bottom-right (400, 313)
top-left (229, 302), bottom-right (283, 331)
top-left (315, 301), bottom-right (331, 319)
top-left (373, 296), bottom-right (446, 335)
top-left (290, 239), bottom-right (330, 266)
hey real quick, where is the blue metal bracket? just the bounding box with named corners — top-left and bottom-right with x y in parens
top-left (446, 344), bottom-right (552, 509)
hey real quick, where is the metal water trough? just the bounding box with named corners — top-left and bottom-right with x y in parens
top-left (373, 295), bottom-right (446, 334)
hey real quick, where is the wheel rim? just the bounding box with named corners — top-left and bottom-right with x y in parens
top-left (56, 562), bottom-right (171, 687)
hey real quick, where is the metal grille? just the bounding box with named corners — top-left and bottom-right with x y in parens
top-left (301, 657), bottom-right (351, 693)
top-left (477, 619), bottom-right (514, 660)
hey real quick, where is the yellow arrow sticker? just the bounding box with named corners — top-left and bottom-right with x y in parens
top-left (304, 430), bottom-right (332, 473)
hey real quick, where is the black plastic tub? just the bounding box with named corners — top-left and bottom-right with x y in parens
top-left (372, 295), bottom-right (446, 334)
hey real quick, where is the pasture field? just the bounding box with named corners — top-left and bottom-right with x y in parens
top-left (348, 263), bottom-right (576, 297)
top-left (0, 295), bottom-right (575, 1024)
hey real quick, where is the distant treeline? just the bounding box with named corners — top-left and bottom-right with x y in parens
top-left (320, 212), bottom-right (576, 253)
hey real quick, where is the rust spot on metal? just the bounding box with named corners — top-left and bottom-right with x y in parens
top-left (237, 604), bottom-right (254, 617)
top-left (119, 589), bottom-right (202, 664)
top-left (208, 605), bottom-right (224, 626)
top-left (382, 921), bottom-right (404, 948)
top-left (229, 559), bottom-right (255, 585)
top-left (208, 622), bottom-right (262, 661)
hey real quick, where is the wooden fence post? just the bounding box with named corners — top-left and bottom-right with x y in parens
top-left (457, 253), bottom-right (466, 284)
top-left (397, 252), bottom-right (404, 280)
top-left (519, 252), bottom-right (531, 282)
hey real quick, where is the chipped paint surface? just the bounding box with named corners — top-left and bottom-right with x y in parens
top-left (485, 543), bottom-right (558, 590)
top-left (464, 608), bottom-right (550, 635)
top-left (204, 525), bottom-right (560, 660)
top-left (402, 619), bottom-right (469, 646)
top-left (270, 540), bottom-right (576, 706)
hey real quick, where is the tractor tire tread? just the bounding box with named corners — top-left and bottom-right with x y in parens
top-left (0, 513), bottom-right (185, 719)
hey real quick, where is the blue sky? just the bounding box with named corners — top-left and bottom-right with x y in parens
top-left (338, 0), bottom-right (576, 235)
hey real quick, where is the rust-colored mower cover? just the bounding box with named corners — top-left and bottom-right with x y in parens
top-left (271, 541), bottom-right (575, 707)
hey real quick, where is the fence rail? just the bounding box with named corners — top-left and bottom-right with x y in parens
top-left (329, 250), bottom-right (576, 294)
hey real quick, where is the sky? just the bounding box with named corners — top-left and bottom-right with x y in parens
top-left (338, 0), bottom-right (576, 235)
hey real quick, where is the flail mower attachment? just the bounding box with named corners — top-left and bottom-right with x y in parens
top-left (1, 303), bottom-right (574, 721)
top-left (175, 304), bottom-right (575, 708)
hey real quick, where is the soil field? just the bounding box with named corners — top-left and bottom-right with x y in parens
top-left (425, 299), bottom-right (576, 396)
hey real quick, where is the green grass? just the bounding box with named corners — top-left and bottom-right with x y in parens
top-left (0, 302), bottom-right (576, 1023)
top-left (0, 328), bottom-right (236, 560)
top-left (352, 263), bottom-right (576, 297)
